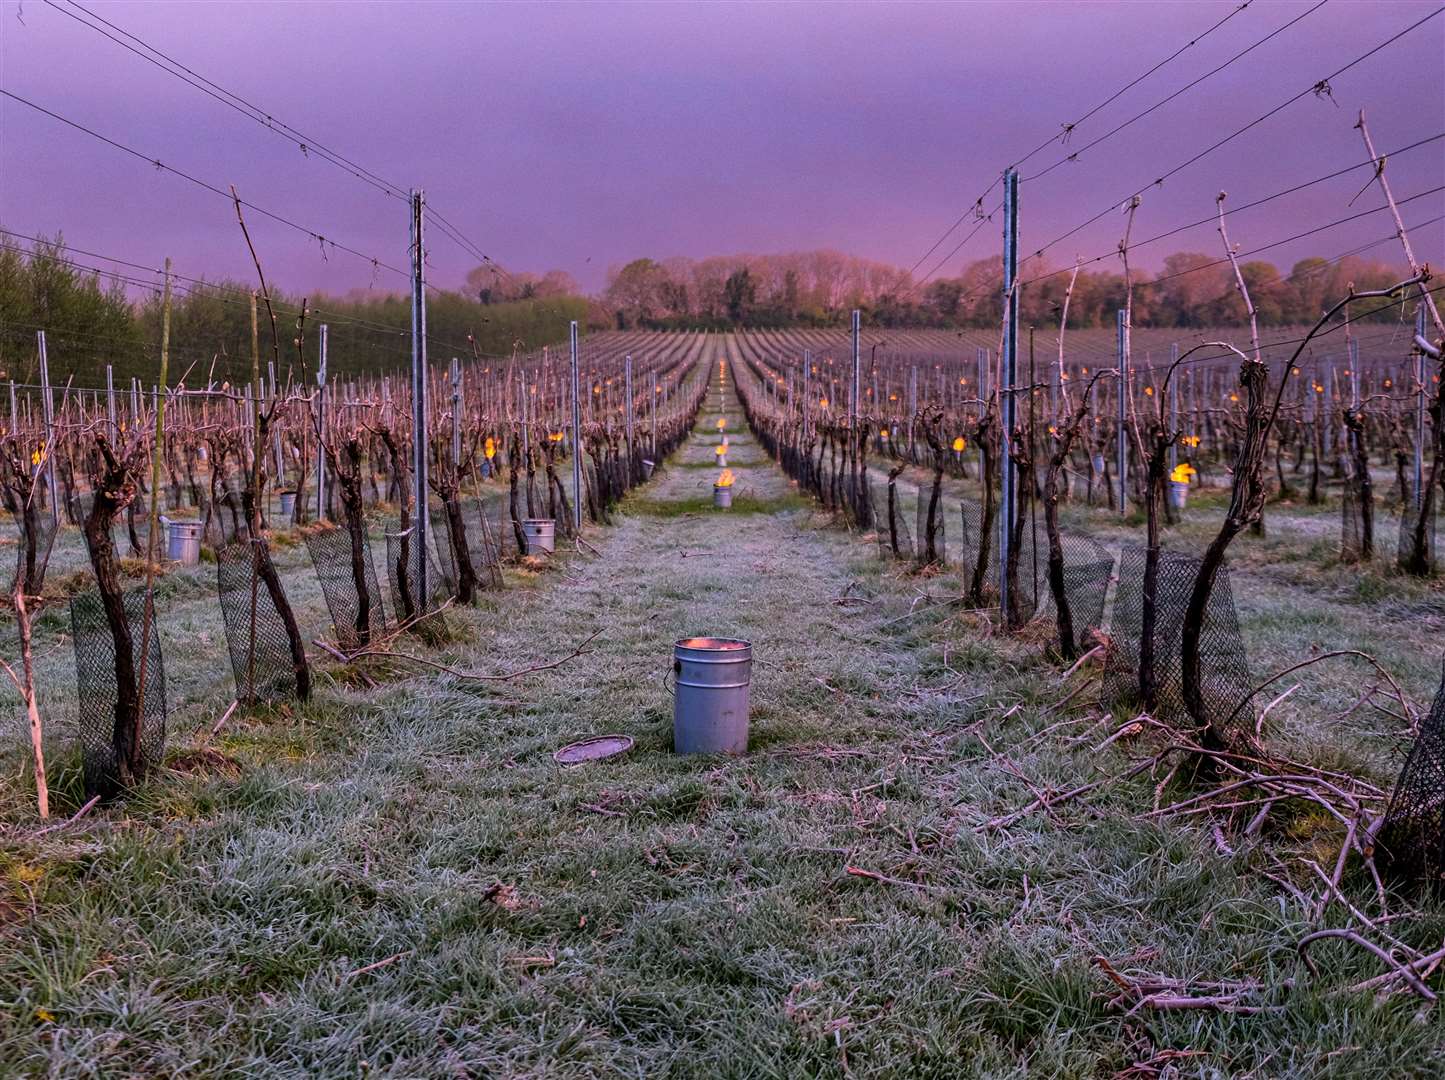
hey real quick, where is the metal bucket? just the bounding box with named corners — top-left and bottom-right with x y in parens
top-left (713, 485), bottom-right (733, 509)
top-left (166, 518), bottom-right (202, 565)
top-left (672, 637), bottom-right (752, 754)
top-left (642, 459), bottom-right (655, 479)
top-left (1168, 480), bottom-right (1189, 510)
top-left (716, 453), bottom-right (728, 467)
top-left (278, 491), bottom-right (296, 517)
top-left (522, 517), bottom-right (555, 553)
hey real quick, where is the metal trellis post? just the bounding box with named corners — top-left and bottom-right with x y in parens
top-left (999, 168), bottom-right (1019, 618)
top-left (316, 325), bottom-right (328, 520)
top-left (1168, 342), bottom-right (1179, 475)
top-left (36, 331), bottom-right (58, 522)
top-left (1116, 308), bottom-right (1129, 517)
top-left (850, 309), bottom-right (861, 423)
top-left (570, 320), bottom-right (583, 531)
top-left (450, 356), bottom-right (461, 471)
top-left (410, 189), bottom-right (429, 604)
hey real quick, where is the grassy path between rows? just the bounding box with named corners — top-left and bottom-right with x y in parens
top-left (3, 355), bottom-right (1442, 1077)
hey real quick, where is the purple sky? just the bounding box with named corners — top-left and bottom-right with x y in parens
top-left (3, 0), bottom-right (1442, 298)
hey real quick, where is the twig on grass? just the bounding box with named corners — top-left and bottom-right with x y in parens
top-left (1298, 929), bottom-right (1438, 1002)
top-left (1048, 677), bottom-right (1097, 713)
top-left (311, 639), bottom-right (378, 689)
top-left (208, 699), bottom-right (239, 738)
top-left (1059, 644), bottom-right (1103, 682)
top-left (844, 865), bottom-right (935, 892)
top-left (343, 951), bottom-right (410, 982)
top-left (979, 749), bottom-right (1174, 830)
top-left (32, 795), bottom-right (101, 838)
top-left (1255, 683), bottom-right (1300, 737)
top-left (1222, 650), bottom-right (1416, 735)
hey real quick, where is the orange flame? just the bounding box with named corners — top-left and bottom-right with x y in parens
top-left (952, 436), bottom-right (966, 453)
top-left (716, 469), bottom-right (736, 488)
top-left (1170, 463), bottom-right (1196, 484)
top-left (484, 437), bottom-right (496, 459)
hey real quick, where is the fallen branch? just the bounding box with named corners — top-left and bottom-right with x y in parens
top-left (311, 638), bottom-right (379, 689)
top-left (32, 795), bottom-right (101, 838)
top-left (1255, 683), bottom-right (1300, 738)
top-left (844, 864), bottom-right (935, 892)
top-left (342, 950), bottom-right (409, 981)
top-left (1299, 929), bottom-right (1438, 1002)
top-left (208, 699), bottom-right (239, 738)
top-left (1059, 644), bottom-right (1104, 682)
top-left (1222, 650), bottom-right (1415, 734)
top-left (979, 749), bottom-right (1173, 830)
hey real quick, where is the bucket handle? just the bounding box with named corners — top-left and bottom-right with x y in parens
top-left (663, 659), bottom-right (679, 697)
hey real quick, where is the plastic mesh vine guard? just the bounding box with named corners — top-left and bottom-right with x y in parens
top-left (1379, 659), bottom-right (1445, 890)
top-left (1105, 544), bottom-right (1251, 733)
top-left (887, 477), bottom-right (915, 561)
top-left (7, 503), bottom-right (57, 596)
top-left (205, 483), bottom-right (251, 550)
top-left (1008, 500), bottom-right (1044, 623)
top-left (1397, 500), bottom-right (1438, 575)
top-left (845, 469), bottom-right (872, 531)
top-left (304, 523), bottom-right (388, 652)
top-left (1053, 533), bottom-right (1115, 652)
top-left (215, 533), bottom-right (300, 702)
top-left (70, 587), bottom-right (167, 799)
top-left (429, 500), bottom-right (503, 597)
top-left (1340, 476), bottom-right (1366, 563)
top-left (385, 524), bottom-right (449, 632)
top-left (430, 510), bottom-right (461, 597)
top-left (959, 498), bottom-right (995, 600)
top-left (868, 488), bottom-right (890, 560)
top-left (915, 478), bottom-right (947, 566)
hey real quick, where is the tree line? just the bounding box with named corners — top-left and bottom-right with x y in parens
top-left (600, 249), bottom-right (1411, 331)
top-left (0, 233), bottom-right (1411, 388)
top-left (0, 236), bottom-right (587, 387)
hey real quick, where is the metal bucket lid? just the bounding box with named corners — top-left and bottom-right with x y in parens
top-left (553, 734), bottom-right (634, 765)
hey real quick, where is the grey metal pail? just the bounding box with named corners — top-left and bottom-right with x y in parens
top-left (166, 519), bottom-right (202, 565)
top-left (523, 517), bottom-right (556, 553)
top-left (672, 637), bottom-right (752, 754)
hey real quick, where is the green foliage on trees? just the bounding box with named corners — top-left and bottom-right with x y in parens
top-left (1, 235), bottom-right (587, 389)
